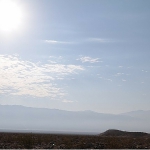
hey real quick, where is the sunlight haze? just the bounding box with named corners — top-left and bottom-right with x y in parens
top-left (0, 0), bottom-right (150, 114)
top-left (0, 0), bottom-right (23, 33)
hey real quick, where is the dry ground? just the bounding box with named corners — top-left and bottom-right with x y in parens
top-left (0, 132), bottom-right (150, 149)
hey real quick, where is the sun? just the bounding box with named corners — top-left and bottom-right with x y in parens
top-left (0, 0), bottom-right (23, 32)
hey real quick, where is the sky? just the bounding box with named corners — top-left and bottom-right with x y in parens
top-left (0, 0), bottom-right (150, 114)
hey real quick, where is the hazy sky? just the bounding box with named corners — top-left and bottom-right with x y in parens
top-left (0, 0), bottom-right (150, 114)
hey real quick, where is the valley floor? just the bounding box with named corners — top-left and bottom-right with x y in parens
top-left (0, 132), bottom-right (150, 149)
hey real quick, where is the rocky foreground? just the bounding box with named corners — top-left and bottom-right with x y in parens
top-left (0, 130), bottom-right (150, 149)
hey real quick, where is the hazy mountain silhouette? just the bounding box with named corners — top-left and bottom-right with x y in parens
top-left (121, 110), bottom-right (150, 120)
top-left (0, 105), bottom-right (150, 134)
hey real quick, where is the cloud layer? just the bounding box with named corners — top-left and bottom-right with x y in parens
top-left (0, 55), bottom-right (84, 98)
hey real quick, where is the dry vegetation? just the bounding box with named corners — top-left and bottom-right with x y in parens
top-left (0, 132), bottom-right (150, 149)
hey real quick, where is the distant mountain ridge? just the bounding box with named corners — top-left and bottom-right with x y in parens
top-left (0, 105), bottom-right (150, 133)
top-left (120, 110), bottom-right (150, 119)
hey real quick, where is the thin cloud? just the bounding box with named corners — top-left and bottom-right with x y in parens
top-left (0, 55), bottom-right (84, 98)
top-left (44, 38), bottom-right (116, 45)
top-left (44, 40), bottom-right (74, 44)
top-left (107, 79), bottom-right (113, 82)
top-left (119, 66), bottom-right (123, 68)
top-left (62, 100), bottom-right (74, 103)
top-left (114, 72), bottom-right (124, 76)
top-left (77, 56), bottom-right (100, 63)
top-left (42, 64), bottom-right (84, 75)
top-left (122, 79), bottom-right (126, 82)
top-left (88, 38), bottom-right (114, 43)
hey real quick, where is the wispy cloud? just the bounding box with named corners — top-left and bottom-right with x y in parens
top-left (44, 38), bottom-right (116, 45)
top-left (42, 64), bottom-right (84, 75)
top-left (122, 79), bottom-right (126, 82)
top-left (114, 72), bottom-right (124, 76)
top-left (0, 55), bottom-right (84, 98)
top-left (106, 79), bottom-right (113, 82)
top-left (77, 56), bottom-right (100, 63)
top-left (119, 66), bottom-right (123, 68)
top-left (44, 40), bottom-right (74, 44)
top-left (62, 99), bottom-right (74, 103)
top-left (87, 38), bottom-right (114, 43)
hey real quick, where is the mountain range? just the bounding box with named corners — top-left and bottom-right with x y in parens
top-left (0, 105), bottom-right (150, 134)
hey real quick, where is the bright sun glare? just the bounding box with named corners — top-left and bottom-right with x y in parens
top-left (0, 0), bottom-right (23, 32)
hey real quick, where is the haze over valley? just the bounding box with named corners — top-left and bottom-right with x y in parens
top-left (0, 105), bottom-right (150, 134)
